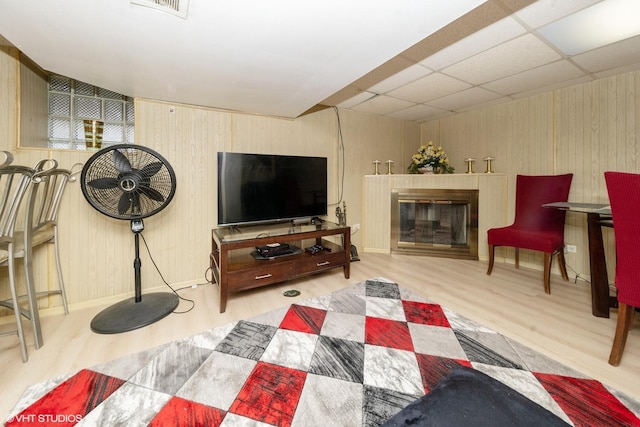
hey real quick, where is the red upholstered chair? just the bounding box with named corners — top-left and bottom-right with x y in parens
top-left (487, 174), bottom-right (573, 294)
top-left (604, 171), bottom-right (640, 366)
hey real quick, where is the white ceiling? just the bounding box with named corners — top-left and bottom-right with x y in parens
top-left (1, 0), bottom-right (640, 122)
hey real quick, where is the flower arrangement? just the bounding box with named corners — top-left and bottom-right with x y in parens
top-left (408, 141), bottom-right (455, 174)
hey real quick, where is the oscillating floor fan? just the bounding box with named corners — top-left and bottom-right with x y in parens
top-left (80, 144), bottom-right (178, 334)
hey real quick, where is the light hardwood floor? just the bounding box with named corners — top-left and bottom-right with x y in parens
top-left (1, 252), bottom-right (639, 420)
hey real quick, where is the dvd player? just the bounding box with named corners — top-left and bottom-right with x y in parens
top-left (255, 242), bottom-right (291, 257)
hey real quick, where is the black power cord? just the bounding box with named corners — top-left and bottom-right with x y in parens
top-left (139, 232), bottom-right (208, 314)
top-left (330, 106), bottom-right (345, 208)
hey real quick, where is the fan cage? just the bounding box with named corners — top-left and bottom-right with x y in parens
top-left (82, 145), bottom-right (176, 220)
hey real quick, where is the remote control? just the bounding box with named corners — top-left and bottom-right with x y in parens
top-left (306, 244), bottom-right (332, 255)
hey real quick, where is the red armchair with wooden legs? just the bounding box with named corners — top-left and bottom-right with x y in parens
top-left (604, 171), bottom-right (640, 366)
top-left (487, 174), bottom-right (573, 294)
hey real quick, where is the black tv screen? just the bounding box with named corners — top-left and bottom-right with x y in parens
top-left (217, 152), bottom-right (328, 226)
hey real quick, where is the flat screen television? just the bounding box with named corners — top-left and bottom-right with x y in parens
top-left (217, 152), bottom-right (328, 226)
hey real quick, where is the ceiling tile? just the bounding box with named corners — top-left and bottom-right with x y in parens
top-left (388, 104), bottom-right (449, 121)
top-left (337, 91), bottom-right (377, 109)
top-left (368, 64), bottom-right (432, 94)
top-left (419, 17), bottom-right (527, 71)
top-left (386, 73), bottom-right (472, 103)
top-left (510, 75), bottom-right (592, 100)
top-left (426, 87), bottom-right (505, 111)
top-left (350, 95), bottom-right (416, 115)
top-left (571, 35), bottom-right (640, 74)
top-left (515, 0), bottom-right (601, 28)
top-left (454, 95), bottom-right (514, 113)
top-left (443, 34), bottom-right (563, 85)
top-left (537, 0), bottom-right (640, 56)
top-left (350, 55), bottom-right (417, 92)
top-left (482, 60), bottom-right (586, 95)
top-left (593, 61), bottom-right (640, 79)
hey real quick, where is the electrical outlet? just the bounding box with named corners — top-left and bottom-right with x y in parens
top-left (566, 244), bottom-right (577, 253)
top-left (352, 223), bottom-right (360, 233)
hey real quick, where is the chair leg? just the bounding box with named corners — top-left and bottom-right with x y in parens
top-left (24, 240), bottom-right (44, 349)
top-left (543, 252), bottom-right (552, 294)
top-left (514, 248), bottom-right (520, 269)
top-left (53, 227), bottom-right (69, 314)
top-left (8, 254), bottom-right (28, 362)
top-left (487, 244), bottom-right (495, 275)
top-left (557, 250), bottom-right (569, 281)
top-left (609, 303), bottom-right (635, 366)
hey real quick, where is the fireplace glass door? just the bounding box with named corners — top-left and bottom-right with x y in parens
top-left (391, 189), bottom-right (478, 259)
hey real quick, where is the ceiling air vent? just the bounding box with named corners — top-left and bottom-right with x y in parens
top-left (131, 0), bottom-right (189, 19)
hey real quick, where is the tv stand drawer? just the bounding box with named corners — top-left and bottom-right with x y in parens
top-left (297, 252), bottom-right (345, 275)
top-left (227, 262), bottom-right (295, 292)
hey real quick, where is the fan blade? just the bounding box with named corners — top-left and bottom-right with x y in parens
top-left (140, 162), bottom-right (163, 177)
top-left (139, 185), bottom-right (165, 202)
top-left (118, 193), bottom-right (132, 215)
top-left (132, 193), bottom-right (141, 214)
top-left (88, 177), bottom-right (119, 189)
top-left (113, 150), bottom-right (132, 173)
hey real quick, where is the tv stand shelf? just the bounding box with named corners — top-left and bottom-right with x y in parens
top-left (211, 221), bottom-right (351, 312)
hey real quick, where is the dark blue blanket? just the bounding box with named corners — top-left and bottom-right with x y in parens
top-left (383, 367), bottom-right (569, 426)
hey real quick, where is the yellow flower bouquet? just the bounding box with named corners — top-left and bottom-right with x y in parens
top-left (408, 141), bottom-right (455, 174)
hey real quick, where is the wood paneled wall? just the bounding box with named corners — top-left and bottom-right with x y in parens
top-left (19, 54), bottom-right (48, 149)
top-left (0, 45), bottom-right (18, 153)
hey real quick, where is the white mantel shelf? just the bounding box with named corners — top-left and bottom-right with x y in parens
top-left (362, 173), bottom-right (508, 261)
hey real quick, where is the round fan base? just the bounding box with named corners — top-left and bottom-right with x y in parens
top-left (90, 292), bottom-right (179, 334)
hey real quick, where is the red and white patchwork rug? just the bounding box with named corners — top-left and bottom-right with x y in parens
top-left (5, 278), bottom-right (640, 426)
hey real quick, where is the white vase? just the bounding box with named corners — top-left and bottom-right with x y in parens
top-left (418, 166), bottom-right (434, 174)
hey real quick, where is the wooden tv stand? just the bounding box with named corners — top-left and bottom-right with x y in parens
top-left (210, 221), bottom-right (351, 312)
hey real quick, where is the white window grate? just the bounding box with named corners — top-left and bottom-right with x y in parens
top-left (131, 0), bottom-right (189, 19)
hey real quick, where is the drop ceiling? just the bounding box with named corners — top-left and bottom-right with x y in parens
top-left (1, 0), bottom-right (639, 122)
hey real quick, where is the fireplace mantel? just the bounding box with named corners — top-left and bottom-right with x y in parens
top-left (363, 174), bottom-right (507, 261)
